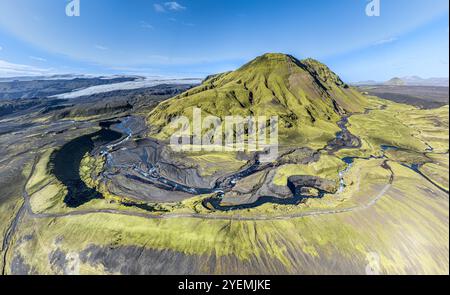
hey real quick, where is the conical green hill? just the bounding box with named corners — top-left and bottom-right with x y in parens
top-left (147, 53), bottom-right (369, 147)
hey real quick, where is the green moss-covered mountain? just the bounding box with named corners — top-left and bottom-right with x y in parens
top-left (147, 53), bottom-right (369, 146)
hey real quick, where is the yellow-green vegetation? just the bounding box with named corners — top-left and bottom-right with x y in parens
top-left (397, 105), bottom-right (449, 152)
top-left (79, 154), bottom-right (137, 206)
top-left (214, 158), bottom-right (392, 217)
top-left (182, 151), bottom-right (246, 177)
top-left (29, 184), bottom-right (68, 213)
top-left (22, 61), bottom-right (449, 221)
top-left (79, 153), bottom-right (105, 189)
top-left (27, 149), bottom-right (68, 214)
top-left (349, 106), bottom-right (427, 153)
top-left (383, 149), bottom-right (429, 165)
top-left (420, 153), bottom-right (449, 191)
top-left (22, 142), bottom-right (391, 219)
top-left (78, 156), bottom-right (389, 219)
top-left (26, 149), bottom-right (56, 194)
top-left (26, 99), bottom-right (449, 221)
top-left (147, 53), bottom-right (369, 148)
top-left (3, 54), bottom-right (448, 275)
top-left (10, 159), bottom-right (448, 275)
top-left (273, 154), bottom-right (345, 186)
top-left (348, 100), bottom-right (449, 154)
top-left (335, 137), bottom-right (381, 159)
top-left (25, 148), bottom-right (215, 216)
top-left (27, 150), bottom-right (147, 215)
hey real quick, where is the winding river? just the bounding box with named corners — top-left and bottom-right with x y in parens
top-left (51, 111), bottom-right (446, 212)
top-left (51, 114), bottom-right (361, 211)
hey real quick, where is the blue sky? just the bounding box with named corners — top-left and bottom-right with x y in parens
top-left (0, 0), bottom-right (448, 81)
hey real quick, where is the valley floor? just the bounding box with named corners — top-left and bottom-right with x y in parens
top-left (0, 92), bottom-right (448, 275)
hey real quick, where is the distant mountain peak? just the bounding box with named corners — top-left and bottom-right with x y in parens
top-left (353, 76), bottom-right (449, 87)
top-left (386, 77), bottom-right (405, 86)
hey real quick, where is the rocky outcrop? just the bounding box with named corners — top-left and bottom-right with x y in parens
top-left (287, 175), bottom-right (337, 196)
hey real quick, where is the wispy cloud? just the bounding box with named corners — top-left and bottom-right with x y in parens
top-left (0, 46), bottom-right (3, 51)
top-left (153, 3), bottom-right (165, 13)
top-left (373, 36), bottom-right (398, 46)
top-left (0, 59), bottom-right (53, 77)
top-left (165, 2), bottom-right (186, 11)
top-left (154, 2), bottom-right (186, 13)
top-left (29, 56), bottom-right (47, 62)
top-left (140, 21), bottom-right (154, 30)
top-left (94, 44), bottom-right (109, 51)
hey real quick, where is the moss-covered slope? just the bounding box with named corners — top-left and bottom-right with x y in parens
top-left (146, 53), bottom-right (369, 146)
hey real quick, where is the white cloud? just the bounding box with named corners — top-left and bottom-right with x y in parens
top-left (154, 2), bottom-right (186, 12)
top-left (373, 37), bottom-right (398, 46)
top-left (140, 21), bottom-right (154, 30)
top-left (94, 44), bottom-right (108, 51)
top-left (164, 2), bottom-right (186, 11)
top-left (29, 56), bottom-right (47, 62)
top-left (0, 59), bottom-right (53, 77)
top-left (0, 46), bottom-right (3, 51)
